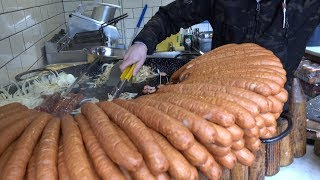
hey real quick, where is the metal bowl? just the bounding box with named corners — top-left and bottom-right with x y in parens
top-left (91, 3), bottom-right (121, 22)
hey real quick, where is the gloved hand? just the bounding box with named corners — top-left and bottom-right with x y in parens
top-left (120, 42), bottom-right (148, 76)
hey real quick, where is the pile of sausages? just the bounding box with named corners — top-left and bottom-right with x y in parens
top-left (0, 43), bottom-right (288, 180)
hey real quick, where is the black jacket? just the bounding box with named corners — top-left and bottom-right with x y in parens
top-left (134, 0), bottom-right (320, 79)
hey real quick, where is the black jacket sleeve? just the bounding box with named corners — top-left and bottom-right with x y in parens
top-left (133, 0), bottom-right (213, 54)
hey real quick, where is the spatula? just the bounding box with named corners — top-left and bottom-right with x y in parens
top-left (109, 64), bottom-right (136, 99)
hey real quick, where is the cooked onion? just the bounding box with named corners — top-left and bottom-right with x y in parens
top-left (0, 72), bottom-right (76, 109)
top-left (94, 63), bottom-right (115, 86)
top-left (132, 66), bottom-right (158, 83)
top-left (107, 92), bottom-right (138, 101)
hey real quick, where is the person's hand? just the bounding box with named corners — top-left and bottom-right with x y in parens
top-left (120, 42), bottom-right (148, 76)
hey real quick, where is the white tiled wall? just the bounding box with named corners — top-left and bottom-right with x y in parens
top-left (120, 0), bottom-right (169, 47)
top-left (0, 0), bottom-right (66, 87)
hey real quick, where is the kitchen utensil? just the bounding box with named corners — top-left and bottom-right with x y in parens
top-left (105, 60), bottom-right (123, 86)
top-left (61, 57), bottom-right (101, 96)
top-left (109, 64), bottom-right (136, 99)
top-left (99, 13), bottom-right (128, 27)
top-left (105, 4), bottom-right (147, 98)
top-left (91, 3), bottom-right (121, 22)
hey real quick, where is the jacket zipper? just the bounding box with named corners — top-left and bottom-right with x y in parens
top-left (253, 0), bottom-right (261, 42)
top-left (284, 15), bottom-right (289, 66)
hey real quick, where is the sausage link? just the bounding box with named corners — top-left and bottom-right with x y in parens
top-left (175, 93), bottom-right (256, 129)
top-left (231, 139), bottom-right (245, 150)
top-left (267, 125), bottom-right (277, 136)
top-left (98, 101), bottom-right (169, 175)
top-left (61, 115), bottom-right (98, 180)
top-left (35, 118), bottom-right (61, 180)
top-left (232, 148), bottom-right (255, 166)
top-left (113, 99), bottom-right (195, 150)
top-left (194, 77), bottom-right (273, 96)
top-left (157, 83), bottom-right (269, 114)
top-left (182, 141), bottom-right (208, 166)
top-left (113, 122), bottom-right (155, 180)
top-left (141, 94), bottom-right (235, 127)
top-left (255, 115), bottom-right (266, 128)
top-left (1, 113), bottom-right (51, 180)
top-left (206, 144), bottom-right (231, 157)
top-left (244, 126), bottom-right (260, 138)
top-left (244, 136), bottom-right (261, 152)
top-left (150, 129), bottom-right (192, 180)
top-left (81, 103), bottom-right (143, 171)
top-left (211, 123), bottom-right (233, 147)
top-left (260, 113), bottom-right (277, 127)
top-left (0, 102), bottom-right (24, 114)
top-left (134, 98), bottom-right (216, 144)
top-left (267, 96), bottom-right (284, 113)
top-left (74, 114), bottom-right (126, 180)
top-left (274, 88), bottom-right (288, 103)
top-left (214, 152), bottom-right (237, 169)
top-left (199, 153), bottom-right (222, 180)
top-left (226, 125), bottom-right (244, 141)
top-left (259, 126), bottom-right (269, 138)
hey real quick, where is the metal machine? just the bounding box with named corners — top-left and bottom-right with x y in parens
top-left (45, 3), bottom-right (127, 65)
top-left (192, 29), bottom-right (213, 53)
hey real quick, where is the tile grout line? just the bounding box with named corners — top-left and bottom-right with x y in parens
top-left (0, 11), bottom-right (64, 42)
top-left (4, 22), bottom-right (66, 83)
top-left (0, 0), bottom-right (3, 13)
top-left (0, 1), bottom-right (62, 15)
top-left (0, 22), bottom-right (66, 70)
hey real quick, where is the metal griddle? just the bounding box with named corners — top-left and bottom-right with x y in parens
top-left (56, 57), bottom-right (193, 101)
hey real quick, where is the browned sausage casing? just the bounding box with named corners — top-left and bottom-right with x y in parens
top-left (81, 103), bottom-right (143, 171)
top-left (150, 129), bottom-right (193, 180)
top-left (61, 115), bottom-right (98, 180)
top-left (214, 152), bottom-right (237, 169)
top-left (134, 98), bottom-right (216, 144)
top-left (232, 148), bottom-right (255, 166)
top-left (140, 94), bottom-right (235, 127)
top-left (113, 99), bottom-right (195, 151)
top-left (98, 101), bottom-right (169, 175)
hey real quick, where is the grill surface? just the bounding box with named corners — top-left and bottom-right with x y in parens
top-left (62, 57), bottom-right (193, 100)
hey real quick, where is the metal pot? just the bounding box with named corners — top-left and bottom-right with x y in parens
top-left (91, 3), bottom-right (121, 22)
